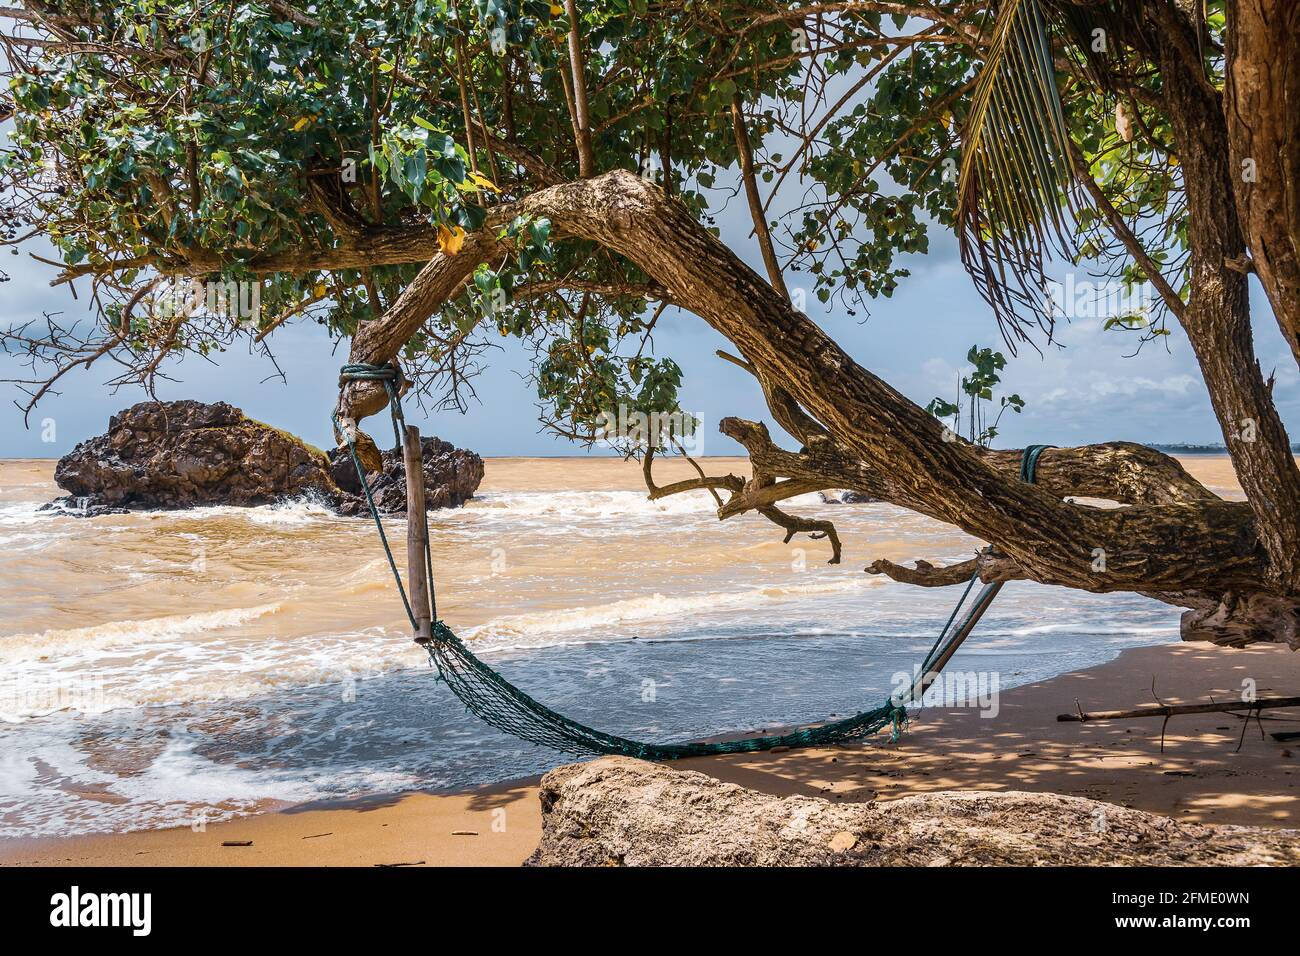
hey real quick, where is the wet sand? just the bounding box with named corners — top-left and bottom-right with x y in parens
top-left (3, 639), bottom-right (1295, 866)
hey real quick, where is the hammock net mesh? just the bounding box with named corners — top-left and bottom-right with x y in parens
top-left (336, 362), bottom-right (1048, 759)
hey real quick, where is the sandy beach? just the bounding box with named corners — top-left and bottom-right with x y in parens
top-left (3, 639), bottom-right (1295, 866)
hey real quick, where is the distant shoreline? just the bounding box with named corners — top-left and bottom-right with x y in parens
top-left (1150, 444), bottom-right (1300, 455)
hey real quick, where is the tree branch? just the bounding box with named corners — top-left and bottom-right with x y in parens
top-left (731, 92), bottom-right (788, 300)
top-left (563, 0), bottom-right (595, 177)
top-left (309, 171), bottom-right (1278, 635)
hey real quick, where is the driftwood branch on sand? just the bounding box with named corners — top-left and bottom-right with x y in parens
top-left (1058, 693), bottom-right (1300, 754)
top-left (1057, 695), bottom-right (1300, 722)
top-left (525, 757), bottom-right (1300, 867)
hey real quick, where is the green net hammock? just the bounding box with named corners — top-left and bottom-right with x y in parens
top-left (335, 362), bottom-right (1050, 759)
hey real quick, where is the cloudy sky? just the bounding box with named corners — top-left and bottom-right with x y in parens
top-left (3, 140), bottom-right (1297, 460)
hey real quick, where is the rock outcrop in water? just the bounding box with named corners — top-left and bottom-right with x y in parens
top-left (48, 399), bottom-right (483, 516)
top-left (526, 756), bottom-right (1300, 866)
top-left (819, 489), bottom-right (876, 504)
top-left (327, 435), bottom-right (485, 517)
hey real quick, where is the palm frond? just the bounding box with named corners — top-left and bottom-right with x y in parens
top-left (957, 0), bottom-right (1088, 350)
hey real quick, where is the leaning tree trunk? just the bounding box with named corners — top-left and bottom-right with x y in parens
top-left (334, 169), bottom-right (1300, 648)
top-left (1224, 0), bottom-right (1300, 370)
top-left (1153, 4), bottom-right (1300, 601)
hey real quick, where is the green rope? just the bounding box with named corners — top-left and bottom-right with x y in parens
top-left (1021, 443), bottom-right (1053, 483)
top-left (334, 362), bottom-right (438, 625)
top-left (339, 362), bottom-right (406, 448)
top-left (337, 361), bottom-right (1051, 759)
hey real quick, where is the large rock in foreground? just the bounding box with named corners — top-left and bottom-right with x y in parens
top-left (51, 400), bottom-right (482, 515)
top-left (526, 756), bottom-right (1300, 866)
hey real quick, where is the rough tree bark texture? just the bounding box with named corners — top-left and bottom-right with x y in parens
top-left (525, 757), bottom-right (1300, 866)
top-left (1150, 3), bottom-right (1300, 597)
top-left (333, 170), bottom-right (1300, 646)
top-left (1225, 0), bottom-right (1300, 369)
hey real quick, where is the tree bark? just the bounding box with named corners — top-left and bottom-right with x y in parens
top-left (337, 224), bottom-right (506, 424)
top-left (563, 0), bottom-right (595, 178)
top-left (1154, 5), bottom-right (1300, 595)
top-left (1224, 0), bottom-right (1300, 368)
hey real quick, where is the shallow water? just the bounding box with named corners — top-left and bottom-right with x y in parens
top-left (0, 456), bottom-right (1204, 836)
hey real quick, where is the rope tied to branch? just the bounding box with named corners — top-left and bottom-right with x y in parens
top-left (335, 361), bottom-right (436, 627)
top-left (338, 361), bottom-right (406, 448)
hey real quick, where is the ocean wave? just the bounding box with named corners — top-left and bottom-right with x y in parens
top-left (0, 734), bottom-right (324, 837)
top-left (1003, 621), bottom-right (1179, 638)
top-left (131, 498), bottom-right (345, 526)
top-left (0, 725), bottom-right (432, 837)
top-left (462, 575), bottom-right (887, 651)
top-left (0, 530), bottom-right (70, 553)
top-left (1, 497), bottom-right (349, 532)
top-left (0, 502), bottom-right (56, 527)
top-left (0, 616), bottom-right (436, 720)
top-left (245, 499), bottom-right (341, 526)
top-left (0, 603), bottom-right (283, 665)
top-left (455, 489), bottom-right (719, 521)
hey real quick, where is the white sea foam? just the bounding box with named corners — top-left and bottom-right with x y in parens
top-left (245, 499), bottom-right (340, 526)
top-left (0, 734), bottom-right (332, 837)
top-left (0, 603), bottom-right (283, 665)
top-left (1004, 621), bottom-right (1179, 638)
top-left (456, 489), bottom-right (718, 521)
top-left (0, 502), bottom-right (56, 527)
top-left (462, 575), bottom-right (888, 651)
top-left (452, 489), bottom-right (911, 522)
top-left (131, 498), bottom-right (344, 526)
